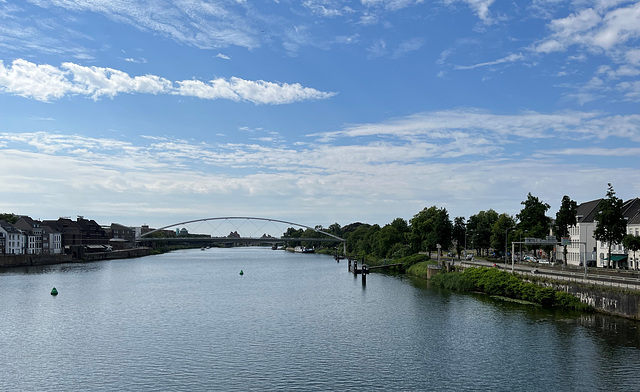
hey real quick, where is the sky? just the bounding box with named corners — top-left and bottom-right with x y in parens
top-left (1, 0), bottom-right (639, 231)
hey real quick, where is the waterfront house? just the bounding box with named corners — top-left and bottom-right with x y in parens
top-left (0, 220), bottom-right (26, 255)
top-left (595, 198), bottom-right (640, 269)
top-left (14, 216), bottom-right (44, 255)
top-left (565, 199), bottom-right (600, 267)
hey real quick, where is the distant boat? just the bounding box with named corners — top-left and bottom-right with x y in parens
top-left (294, 246), bottom-right (314, 254)
top-left (50, 287), bottom-right (58, 296)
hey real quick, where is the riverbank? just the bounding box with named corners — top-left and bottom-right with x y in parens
top-left (408, 262), bottom-right (640, 320)
top-left (0, 247), bottom-right (153, 269)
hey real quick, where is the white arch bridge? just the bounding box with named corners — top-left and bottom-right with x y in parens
top-left (136, 216), bottom-right (346, 253)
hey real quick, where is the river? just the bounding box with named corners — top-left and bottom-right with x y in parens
top-left (1, 247), bottom-right (639, 391)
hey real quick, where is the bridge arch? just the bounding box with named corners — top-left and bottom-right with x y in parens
top-left (139, 216), bottom-right (345, 243)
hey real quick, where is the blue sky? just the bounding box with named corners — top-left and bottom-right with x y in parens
top-left (1, 0), bottom-right (639, 230)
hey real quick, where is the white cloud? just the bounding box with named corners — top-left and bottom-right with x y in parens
top-left (454, 53), bottom-right (524, 70)
top-left (0, 58), bottom-right (78, 101)
top-left (443, 0), bottom-right (496, 24)
top-left (2, 102), bottom-right (640, 226)
top-left (312, 109), bottom-right (622, 143)
top-left (617, 80), bottom-right (640, 101)
top-left (0, 59), bottom-right (336, 104)
top-left (393, 37), bottom-right (425, 57)
top-left (534, 3), bottom-right (640, 54)
top-left (28, 0), bottom-right (259, 50)
top-left (216, 53), bottom-right (231, 60)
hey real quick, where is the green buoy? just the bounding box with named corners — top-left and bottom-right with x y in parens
top-left (50, 287), bottom-right (58, 296)
top-left (239, 270), bottom-right (244, 275)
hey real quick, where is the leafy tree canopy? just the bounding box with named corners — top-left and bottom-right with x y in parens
top-left (410, 206), bottom-right (452, 253)
top-left (594, 183), bottom-right (626, 266)
top-left (467, 209), bottom-right (498, 256)
top-left (516, 193), bottom-right (551, 239)
top-left (0, 213), bottom-right (18, 224)
top-left (555, 195), bottom-right (577, 239)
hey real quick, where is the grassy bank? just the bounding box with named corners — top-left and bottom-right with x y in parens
top-left (427, 267), bottom-right (593, 312)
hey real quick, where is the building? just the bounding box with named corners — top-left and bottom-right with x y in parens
top-left (42, 225), bottom-right (63, 255)
top-left (0, 220), bottom-right (26, 255)
top-left (14, 216), bottom-right (44, 255)
top-left (107, 223), bottom-right (136, 250)
top-left (628, 212), bottom-right (640, 269)
top-left (564, 199), bottom-right (600, 267)
top-left (595, 198), bottom-right (640, 269)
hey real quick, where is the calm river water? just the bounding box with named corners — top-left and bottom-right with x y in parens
top-left (2, 247), bottom-right (640, 391)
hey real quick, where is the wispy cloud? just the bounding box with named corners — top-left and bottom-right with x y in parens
top-left (443, 0), bottom-right (497, 24)
top-left (0, 59), bottom-right (336, 104)
top-left (1, 115), bottom-right (638, 226)
top-left (454, 53), bottom-right (523, 70)
top-left (311, 109), bottom-right (638, 143)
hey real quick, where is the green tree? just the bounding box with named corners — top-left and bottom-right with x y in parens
top-left (622, 234), bottom-right (640, 270)
top-left (555, 195), bottom-right (578, 265)
top-left (373, 222), bottom-right (406, 258)
top-left (490, 213), bottom-right (517, 258)
top-left (517, 193), bottom-right (551, 239)
top-left (516, 193), bottom-right (551, 259)
top-left (452, 216), bottom-right (466, 258)
top-left (467, 210), bottom-right (498, 256)
top-left (327, 223), bottom-right (343, 237)
top-left (594, 183), bottom-right (627, 268)
top-left (409, 206), bottom-right (452, 255)
top-left (0, 213), bottom-right (18, 224)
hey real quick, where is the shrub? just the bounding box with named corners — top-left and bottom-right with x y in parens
top-left (430, 267), bottom-right (592, 311)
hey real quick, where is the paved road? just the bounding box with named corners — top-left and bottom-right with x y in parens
top-left (448, 257), bottom-right (640, 290)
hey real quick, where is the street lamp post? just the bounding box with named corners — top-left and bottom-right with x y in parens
top-left (505, 227), bottom-right (515, 268)
top-left (464, 227), bottom-right (467, 259)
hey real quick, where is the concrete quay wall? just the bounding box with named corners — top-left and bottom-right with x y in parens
top-left (547, 282), bottom-right (640, 320)
top-left (0, 248), bottom-right (153, 268)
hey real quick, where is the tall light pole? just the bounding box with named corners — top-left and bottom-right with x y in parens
top-left (505, 227), bottom-right (515, 268)
top-left (464, 226), bottom-right (467, 259)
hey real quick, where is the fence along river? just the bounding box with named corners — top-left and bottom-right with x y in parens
top-left (1, 247), bottom-right (640, 391)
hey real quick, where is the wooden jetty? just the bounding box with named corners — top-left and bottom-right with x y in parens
top-left (348, 258), bottom-right (405, 284)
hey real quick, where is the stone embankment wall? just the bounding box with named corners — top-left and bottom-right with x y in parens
top-left (0, 248), bottom-right (153, 268)
top-left (0, 254), bottom-right (73, 268)
top-left (81, 248), bottom-right (152, 261)
top-left (543, 281), bottom-right (640, 320)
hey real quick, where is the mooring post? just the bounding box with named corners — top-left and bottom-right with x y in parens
top-left (354, 259), bottom-right (358, 275)
top-left (348, 258), bottom-right (352, 271)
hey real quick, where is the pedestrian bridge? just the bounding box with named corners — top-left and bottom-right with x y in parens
top-left (136, 217), bottom-right (345, 247)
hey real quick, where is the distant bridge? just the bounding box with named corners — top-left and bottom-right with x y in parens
top-left (137, 217), bottom-right (346, 252)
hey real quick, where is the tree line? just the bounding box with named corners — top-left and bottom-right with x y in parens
top-left (300, 184), bottom-right (639, 265)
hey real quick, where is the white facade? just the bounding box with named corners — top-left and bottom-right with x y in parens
top-left (0, 227), bottom-right (26, 255)
top-left (626, 220), bottom-right (640, 270)
top-left (565, 221), bottom-right (597, 266)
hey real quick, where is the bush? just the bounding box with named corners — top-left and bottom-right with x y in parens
top-left (430, 267), bottom-right (593, 311)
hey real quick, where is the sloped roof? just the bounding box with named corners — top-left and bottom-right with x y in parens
top-left (576, 199), bottom-right (602, 223)
top-left (0, 220), bottom-right (21, 234)
top-left (621, 198), bottom-right (640, 219)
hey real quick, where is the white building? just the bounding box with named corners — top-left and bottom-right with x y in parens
top-left (627, 212), bottom-right (640, 269)
top-left (0, 221), bottom-right (26, 255)
top-left (564, 199), bottom-right (600, 267)
top-left (596, 198), bottom-right (640, 269)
